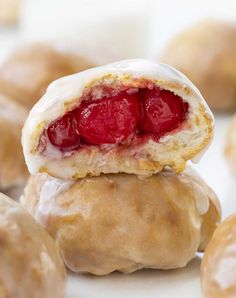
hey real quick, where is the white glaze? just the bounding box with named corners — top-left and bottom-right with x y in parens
top-left (38, 177), bottom-right (74, 216)
top-left (22, 59), bottom-right (214, 178)
top-left (40, 177), bottom-right (73, 202)
top-left (35, 167), bottom-right (210, 218)
top-left (213, 247), bottom-right (236, 289)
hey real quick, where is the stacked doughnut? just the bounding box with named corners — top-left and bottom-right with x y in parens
top-left (21, 59), bottom-right (221, 275)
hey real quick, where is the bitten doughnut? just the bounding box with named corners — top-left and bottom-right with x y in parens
top-left (21, 167), bottom-right (221, 275)
top-left (0, 43), bottom-right (95, 108)
top-left (0, 192), bottom-right (66, 297)
top-left (201, 214), bottom-right (236, 298)
top-left (0, 93), bottom-right (28, 190)
top-left (22, 59), bottom-right (214, 180)
top-left (162, 20), bottom-right (236, 112)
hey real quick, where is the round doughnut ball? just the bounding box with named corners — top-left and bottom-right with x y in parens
top-left (0, 192), bottom-right (66, 298)
top-left (224, 114), bottom-right (236, 173)
top-left (0, 93), bottom-right (28, 190)
top-left (21, 167), bottom-right (221, 275)
top-left (0, 43), bottom-right (95, 108)
top-left (162, 20), bottom-right (236, 112)
top-left (201, 214), bottom-right (236, 298)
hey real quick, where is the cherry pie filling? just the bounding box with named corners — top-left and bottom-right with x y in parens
top-left (40, 86), bottom-right (189, 154)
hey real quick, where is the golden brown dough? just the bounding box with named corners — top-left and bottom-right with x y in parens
top-left (0, 43), bottom-right (96, 108)
top-left (0, 93), bottom-right (28, 190)
top-left (0, 192), bottom-right (66, 298)
top-left (201, 214), bottom-right (236, 298)
top-left (162, 20), bottom-right (236, 112)
top-left (199, 192), bottom-right (221, 252)
top-left (21, 167), bottom-right (221, 275)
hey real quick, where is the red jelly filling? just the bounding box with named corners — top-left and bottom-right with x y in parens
top-left (45, 87), bottom-right (189, 152)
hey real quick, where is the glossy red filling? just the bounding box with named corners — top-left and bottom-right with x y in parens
top-left (42, 87), bottom-right (189, 153)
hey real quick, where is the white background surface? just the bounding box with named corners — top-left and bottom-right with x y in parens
top-left (1, 1), bottom-right (236, 297)
top-left (67, 258), bottom-right (202, 298)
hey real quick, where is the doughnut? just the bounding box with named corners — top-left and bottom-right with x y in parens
top-left (0, 93), bottom-right (28, 189)
top-left (22, 59), bottom-right (214, 180)
top-left (162, 20), bottom-right (236, 112)
top-left (201, 214), bottom-right (236, 298)
top-left (0, 192), bottom-right (66, 297)
top-left (21, 167), bottom-right (221, 275)
top-left (0, 43), bottom-right (95, 108)
top-left (224, 114), bottom-right (236, 173)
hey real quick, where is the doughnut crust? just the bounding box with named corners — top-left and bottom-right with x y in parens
top-left (0, 43), bottom-right (95, 108)
top-left (0, 192), bottom-right (66, 298)
top-left (162, 20), bottom-right (236, 112)
top-left (21, 167), bottom-right (221, 275)
top-left (22, 59), bottom-right (214, 180)
top-left (201, 214), bottom-right (236, 298)
top-left (0, 93), bottom-right (28, 190)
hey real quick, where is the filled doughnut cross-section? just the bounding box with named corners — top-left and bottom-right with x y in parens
top-left (22, 59), bottom-right (214, 180)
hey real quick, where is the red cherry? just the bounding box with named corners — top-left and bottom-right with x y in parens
top-left (139, 87), bottom-right (188, 139)
top-left (47, 112), bottom-right (80, 151)
top-left (75, 91), bottom-right (141, 145)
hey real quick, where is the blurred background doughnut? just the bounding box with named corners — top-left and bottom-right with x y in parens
top-left (161, 20), bottom-right (236, 113)
top-left (0, 192), bottom-right (66, 298)
top-left (0, 93), bottom-right (28, 191)
top-left (201, 214), bottom-right (236, 298)
top-left (0, 43), bottom-right (96, 108)
top-left (0, 0), bottom-right (19, 25)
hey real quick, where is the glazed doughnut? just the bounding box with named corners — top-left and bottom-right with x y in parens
top-left (0, 0), bottom-right (19, 25)
top-left (0, 93), bottom-right (28, 190)
top-left (161, 20), bottom-right (236, 112)
top-left (224, 114), bottom-right (236, 172)
top-left (0, 43), bottom-right (95, 108)
top-left (0, 192), bottom-right (66, 297)
top-left (22, 59), bottom-right (214, 180)
top-left (201, 214), bottom-right (236, 298)
top-left (21, 167), bottom-right (221, 275)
